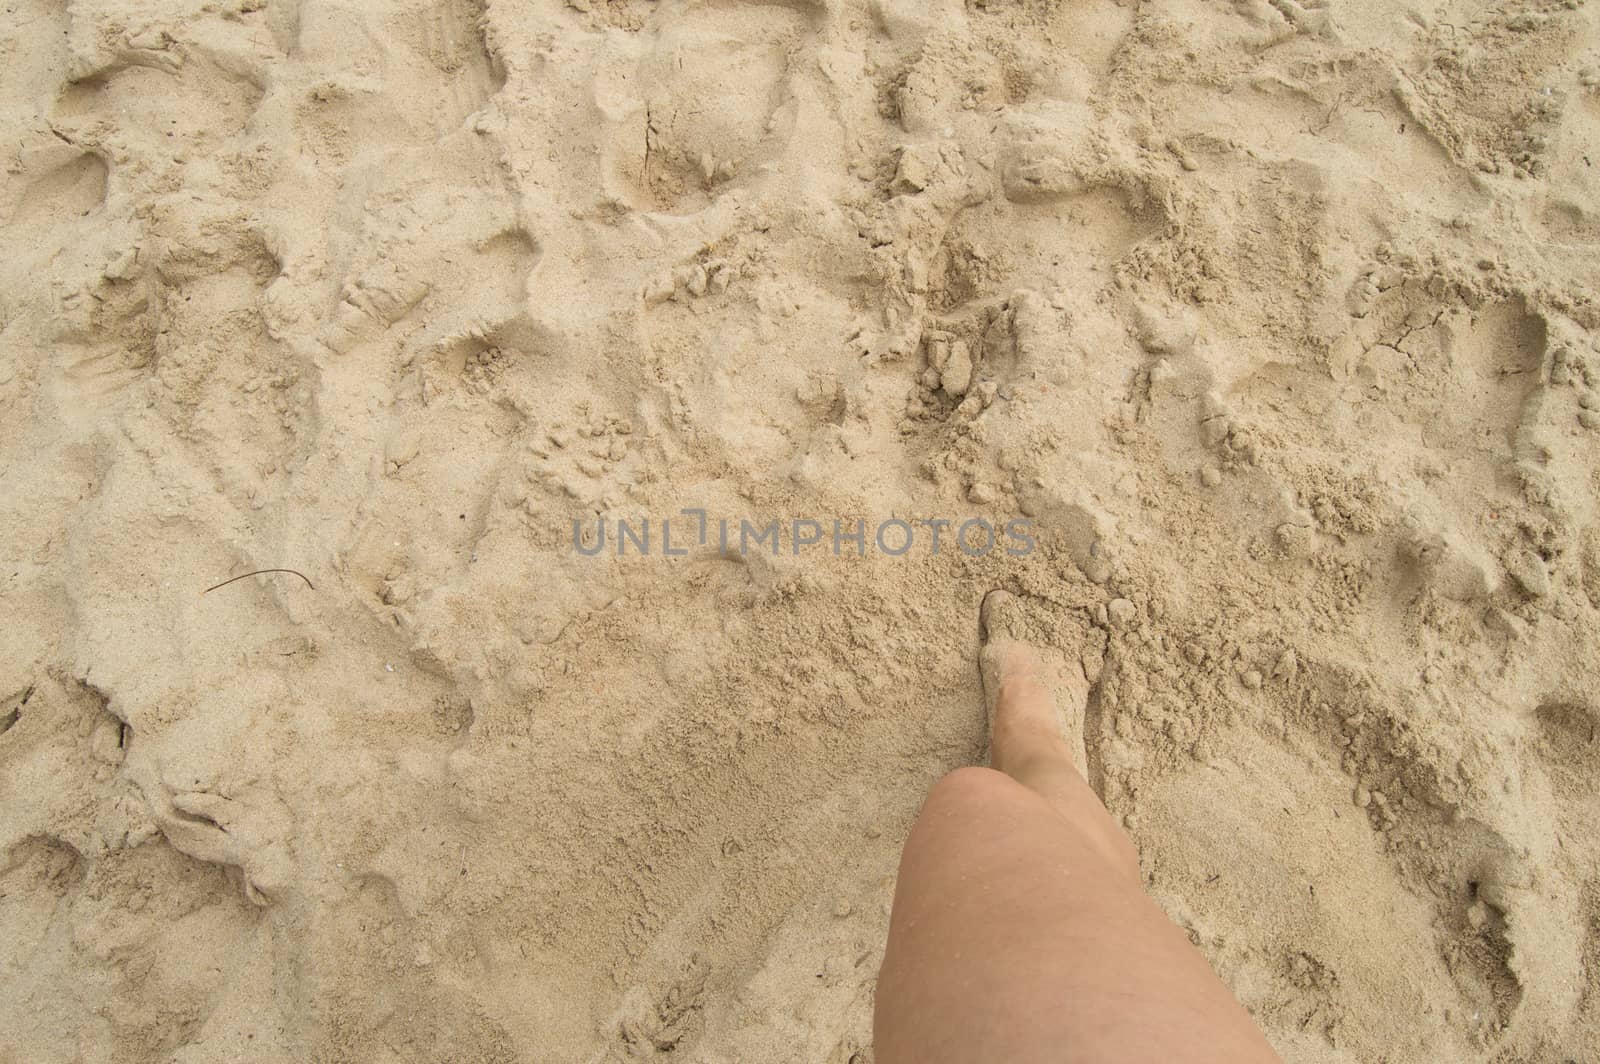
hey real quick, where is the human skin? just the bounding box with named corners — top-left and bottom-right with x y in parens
top-left (873, 592), bottom-right (1282, 1064)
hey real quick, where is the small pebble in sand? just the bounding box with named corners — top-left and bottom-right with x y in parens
top-left (89, 717), bottom-right (126, 765)
top-left (1107, 598), bottom-right (1137, 627)
top-left (1505, 549), bottom-right (1550, 598)
top-left (942, 340), bottom-right (973, 397)
top-left (1081, 545), bottom-right (1114, 585)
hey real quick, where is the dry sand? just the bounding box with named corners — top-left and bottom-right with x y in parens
top-left (3, 0), bottom-right (1600, 1060)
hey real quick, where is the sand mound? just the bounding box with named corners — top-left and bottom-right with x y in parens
top-left (3, 0), bottom-right (1599, 1059)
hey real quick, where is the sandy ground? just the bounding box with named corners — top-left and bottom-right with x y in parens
top-left (3, 0), bottom-right (1600, 1060)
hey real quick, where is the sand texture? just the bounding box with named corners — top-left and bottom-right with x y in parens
top-left (4, 0), bottom-right (1600, 1060)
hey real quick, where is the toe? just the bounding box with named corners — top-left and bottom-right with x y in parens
top-left (980, 589), bottom-right (1028, 642)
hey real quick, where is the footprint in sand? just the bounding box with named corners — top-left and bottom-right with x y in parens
top-left (149, 785), bottom-right (295, 906)
top-left (598, 1), bottom-right (814, 214)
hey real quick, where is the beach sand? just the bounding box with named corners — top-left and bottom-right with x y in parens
top-left (2, 0), bottom-right (1599, 1060)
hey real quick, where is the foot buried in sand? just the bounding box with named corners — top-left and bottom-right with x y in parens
top-left (979, 589), bottom-right (1091, 776)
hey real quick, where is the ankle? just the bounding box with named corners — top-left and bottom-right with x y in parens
top-left (992, 671), bottom-right (1049, 709)
top-left (992, 715), bottom-right (1073, 766)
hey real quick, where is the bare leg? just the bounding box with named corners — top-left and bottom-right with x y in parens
top-left (874, 592), bottom-right (1280, 1064)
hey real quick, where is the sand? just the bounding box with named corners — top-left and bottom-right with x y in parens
top-left (2, 0), bottom-right (1598, 1059)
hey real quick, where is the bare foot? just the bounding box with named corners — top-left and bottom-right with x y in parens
top-left (979, 590), bottom-right (1090, 777)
